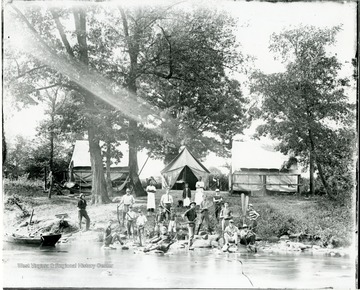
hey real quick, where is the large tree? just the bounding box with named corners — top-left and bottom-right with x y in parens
top-left (251, 25), bottom-right (355, 199)
top-left (5, 2), bottom-right (249, 198)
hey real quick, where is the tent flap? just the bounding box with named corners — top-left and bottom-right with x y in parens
top-left (161, 147), bottom-right (210, 190)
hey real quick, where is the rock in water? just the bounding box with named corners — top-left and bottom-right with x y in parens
top-left (100, 270), bottom-right (113, 276)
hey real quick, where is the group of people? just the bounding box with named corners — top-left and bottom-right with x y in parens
top-left (76, 178), bottom-right (260, 252)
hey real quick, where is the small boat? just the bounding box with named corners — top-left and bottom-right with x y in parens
top-left (4, 233), bottom-right (62, 247)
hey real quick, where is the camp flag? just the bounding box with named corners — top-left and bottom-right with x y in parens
top-left (161, 147), bottom-right (210, 190)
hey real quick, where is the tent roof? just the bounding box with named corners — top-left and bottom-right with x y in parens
top-left (70, 140), bottom-right (129, 168)
top-left (161, 147), bottom-right (210, 174)
top-left (232, 141), bottom-right (291, 171)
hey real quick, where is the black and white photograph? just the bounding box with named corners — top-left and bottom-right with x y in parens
top-left (2, 0), bottom-right (358, 288)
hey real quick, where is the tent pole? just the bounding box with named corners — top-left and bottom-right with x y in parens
top-left (138, 154), bottom-right (151, 178)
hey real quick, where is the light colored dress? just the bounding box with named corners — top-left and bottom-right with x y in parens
top-left (146, 185), bottom-right (156, 210)
top-left (195, 180), bottom-right (204, 205)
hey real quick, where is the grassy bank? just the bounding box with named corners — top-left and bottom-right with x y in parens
top-left (3, 179), bottom-right (354, 248)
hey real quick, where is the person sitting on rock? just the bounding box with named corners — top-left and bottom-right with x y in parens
top-left (104, 220), bottom-right (123, 247)
top-left (222, 219), bottom-right (239, 251)
top-left (239, 224), bottom-right (256, 252)
top-left (144, 226), bottom-right (176, 253)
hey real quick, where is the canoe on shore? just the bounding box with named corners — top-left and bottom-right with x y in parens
top-left (4, 233), bottom-right (62, 247)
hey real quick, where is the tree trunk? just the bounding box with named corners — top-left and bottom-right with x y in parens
top-left (105, 141), bottom-right (114, 197)
top-left (309, 128), bottom-right (334, 198)
top-left (316, 159), bottom-right (336, 199)
top-left (2, 105), bottom-right (6, 166)
top-left (74, 8), bottom-right (109, 204)
top-left (128, 120), bottom-right (146, 196)
top-left (309, 148), bottom-right (314, 196)
top-left (85, 94), bottom-right (110, 204)
top-left (120, 8), bottom-right (146, 197)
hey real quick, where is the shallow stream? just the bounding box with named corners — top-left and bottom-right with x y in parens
top-left (3, 242), bottom-right (355, 288)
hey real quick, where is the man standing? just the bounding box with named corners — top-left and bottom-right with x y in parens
top-left (78, 193), bottom-right (90, 231)
top-left (160, 188), bottom-right (173, 221)
top-left (213, 189), bottom-right (223, 221)
top-left (197, 194), bottom-right (213, 234)
top-left (183, 201), bottom-right (197, 249)
top-left (119, 188), bottom-right (135, 226)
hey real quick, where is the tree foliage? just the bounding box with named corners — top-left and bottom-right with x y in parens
top-left (5, 2), bottom-right (249, 199)
top-left (251, 25), bottom-right (355, 199)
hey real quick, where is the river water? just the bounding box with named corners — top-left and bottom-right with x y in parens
top-left (3, 242), bottom-right (355, 288)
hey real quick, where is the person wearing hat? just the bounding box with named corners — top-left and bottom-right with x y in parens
top-left (77, 193), bottom-right (90, 231)
top-left (136, 209), bottom-right (147, 246)
top-left (247, 204), bottom-right (260, 232)
top-left (213, 189), bottom-right (223, 221)
top-left (239, 223), bottom-right (256, 248)
top-left (183, 201), bottom-right (197, 248)
top-left (125, 206), bottom-right (137, 239)
top-left (119, 188), bottom-right (136, 226)
top-left (223, 219), bottom-right (239, 251)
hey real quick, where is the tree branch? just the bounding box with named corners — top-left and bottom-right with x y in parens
top-left (51, 10), bottom-right (75, 58)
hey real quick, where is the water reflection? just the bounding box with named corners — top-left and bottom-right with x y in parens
top-left (3, 243), bottom-right (355, 288)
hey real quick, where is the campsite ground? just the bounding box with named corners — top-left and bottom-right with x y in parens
top-left (3, 178), bottom-right (354, 253)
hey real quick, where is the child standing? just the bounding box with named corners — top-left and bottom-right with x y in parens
top-left (247, 204), bottom-right (260, 232)
top-left (136, 209), bottom-right (148, 246)
top-left (167, 208), bottom-right (177, 237)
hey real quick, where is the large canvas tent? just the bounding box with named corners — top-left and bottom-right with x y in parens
top-left (231, 141), bottom-right (300, 196)
top-left (161, 147), bottom-right (210, 190)
top-left (69, 140), bottom-right (129, 189)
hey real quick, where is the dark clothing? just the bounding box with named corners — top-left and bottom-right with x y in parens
top-left (78, 199), bottom-right (87, 210)
top-left (185, 208), bottom-right (197, 222)
top-left (182, 188), bottom-right (191, 199)
top-left (156, 211), bottom-right (166, 224)
top-left (104, 226), bottom-right (122, 246)
top-left (197, 210), bottom-right (211, 234)
top-left (78, 209), bottom-right (90, 230)
top-left (214, 196), bottom-right (222, 221)
top-left (104, 226), bottom-right (113, 246)
top-left (163, 204), bottom-right (171, 221)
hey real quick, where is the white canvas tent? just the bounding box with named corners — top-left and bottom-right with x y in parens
top-left (231, 141), bottom-right (300, 195)
top-left (69, 140), bottom-right (129, 189)
top-left (161, 147), bottom-right (210, 190)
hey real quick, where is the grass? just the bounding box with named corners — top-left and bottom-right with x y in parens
top-left (3, 179), bottom-right (355, 247)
